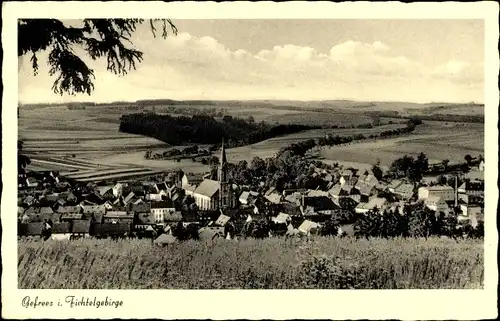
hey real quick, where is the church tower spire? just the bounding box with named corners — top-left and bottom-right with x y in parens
top-left (218, 138), bottom-right (230, 209)
top-left (218, 138), bottom-right (227, 182)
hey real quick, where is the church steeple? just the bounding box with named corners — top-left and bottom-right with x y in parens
top-left (218, 137), bottom-right (230, 209)
top-left (218, 138), bottom-right (227, 183)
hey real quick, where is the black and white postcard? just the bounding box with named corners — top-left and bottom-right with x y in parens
top-left (2, 1), bottom-right (498, 320)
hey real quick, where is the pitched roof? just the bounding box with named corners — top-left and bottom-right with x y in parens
top-left (387, 179), bottom-right (403, 189)
top-left (298, 220), bottom-right (320, 234)
top-left (273, 212), bottom-right (291, 224)
top-left (52, 222), bottom-right (71, 234)
top-left (307, 190), bottom-right (329, 197)
top-left (164, 211), bottom-right (183, 222)
top-left (29, 213), bottom-right (61, 223)
top-left (61, 213), bottom-right (84, 220)
top-left (131, 202), bottom-right (151, 213)
top-left (357, 197), bottom-right (387, 211)
top-left (394, 183), bottom-right (414, 195)
top-left (194, 179), bottom-right (220, 198)
top-left (280, 202), bottom-right (302, 216)
top-left (265, 187), bottom-right (277, 196)
top-left (105, 211), bottom-right (133, 218)
top-left (423, 185), bottom-right (454, 191)
top-left (239, 191), bottom-right (250, 202)
top-left (56, 205), bottom-right (81, 213)
top-left (136, 212), bottom-right (155, 225)
top-left (154, 233), bottom-right (177, 244)
top-left (425, 195), bottom-right (443, 204)
top-left (285, 192), bottom-right (301, 204)
top-left (123, 192), bottom-right (136, 204)
top-left (265, 193), bottom-right (282, 204)
top-left (91, 222), bottom-right (131, 236)
top-left (26, 222), bottom-right (44, 236)
top-left (155, 182), bottom-right (168, 192)
top-left (39, 207), bottom-right (54, 215)
top-left (328, 184), bottom-right (342, 196)
top-left (215, 213), bottom-right (231, 226)
top-left (98, 186), bottom-right (113, 196)
top-left (151, 200), bottom-right (175, 209)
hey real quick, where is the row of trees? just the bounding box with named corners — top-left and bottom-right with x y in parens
top-left (352, 204), bottom-right (483, 239)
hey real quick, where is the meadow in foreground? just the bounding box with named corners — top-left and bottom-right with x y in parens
top-left (18, 237), bottom-right (483, 289)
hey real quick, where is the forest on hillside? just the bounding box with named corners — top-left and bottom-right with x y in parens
top-left (119, 113), bottom-right (319, 147)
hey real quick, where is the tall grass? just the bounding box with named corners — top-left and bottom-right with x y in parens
top-left (18, 237), bottom-right (483, 289)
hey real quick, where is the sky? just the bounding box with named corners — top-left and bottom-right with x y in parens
top-left (18, 19), bottom-right (485, 104)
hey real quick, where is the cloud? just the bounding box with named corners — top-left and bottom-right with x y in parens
top-left (18, 32), bottom-right (483, 104)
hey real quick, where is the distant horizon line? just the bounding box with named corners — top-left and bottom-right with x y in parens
top-left (18, 98), bottom-right (484, 106)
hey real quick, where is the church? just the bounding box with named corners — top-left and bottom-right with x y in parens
top-left (187, 139), bottom-right (237, 211)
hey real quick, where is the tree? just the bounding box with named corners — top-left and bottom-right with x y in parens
top-left (464, 154), bottom-right (473, 166)
top-left (19, 19), bottom-right (177, 95)
top-left (371, 162), bottom-right (384, 181)
top-left (442, 159), bottom-right (450, 172)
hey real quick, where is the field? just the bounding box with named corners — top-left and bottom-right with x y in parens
top-left (19, 102), bottom-right (484, 176)
top-left (18, 237), bottom-right (483, 289)
top-left (319, 121), bottom-right (484, 166)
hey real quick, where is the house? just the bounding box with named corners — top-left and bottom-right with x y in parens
top-left (393, 183), bottom-right (414, 200)
top-left (113, 183), bottom-right (124, 198)
top-left (181, 173), bottom-right (203, 188)
top-left (424, 195), bottom-right (449, 214)
top-left (56, 205), bottom-right (81, 214)
top-left (280, 202), bottom-right (302, 217)
top-left (285, 192), bottom-right (302, 204)
top-left (418, 185), bottom-right (455, 202)
top-left (24, 206), bottom-right (39, 216)
top-left (104, 211), bottom-right (134, 224)
top-left (264, 187), bottom-right (283, 204)
top-left (328, 184), bottom-right (342, 200)
top-left (302, 195), bottom-right (339, 212)
top-left (355, 197), bottom-right (387, 214)
top-left (459, 203), bottom-right (482, 221)
top-left (357, 170), bottom-right (378, 187)
top-left (272, 212), bottom-right (292, 224)
top-left (60, 213), bottom-right (84, 222)
top-left (458, 181), bottom-right (484, 205)
top-left (214, 213), bottom-right (231, 227)
top-left (51, 222), bottom-right (71, 240)
top-left (26, 178), bottom-right (40, 188)
top-left (151, 200), bottom-right (176, 224)
top-left (84, 212), bottom-right (104, 224)
top-left (81, 204), bottom-right (106, 215)
top-left (39, 206), bottom-right (54, 215)
top-left (154, 182), bottom-right (168, 193)
top-left (134, 212), bottom-right (156, 230)
top-left (122, 191), bottom-right (138, 205)
top-left (24, 222), bottom-right (45, 237)
top-left (97, 186), bottom-right (115, 200)
top-left (146, 190), bottom-right (167, 201)
top-left (91, 222), bottom-right (131, 238)
top-left (387, 180), bottom-right (403, 193)
top-left (338, 224), bottom-right (355, 237)
top-left (131, 202), bottom-right (151, 214)
top-left (154, 233), bottom-right (178, 245)
top-left (298, 220), bottom-right (320, 235)
top-left (183, 184), bottom-right (197, 197)
top-left (478, 160), bottom-right (485, 171)
top-left (192, 179), bottom-right (221, 210)
top-left (339, 169), bottom-right (355, 185)
top-left (29, 213), bottom-right (61, 224)
top-left (239, 191), bottom-right (259, 205)
top-left (163, 211), bottom-right (183, 224)
top-left (23, 195), bottom-right (36, 206)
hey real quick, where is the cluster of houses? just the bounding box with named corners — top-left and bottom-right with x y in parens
top-left (18, 143), bottom-right (485, 241)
